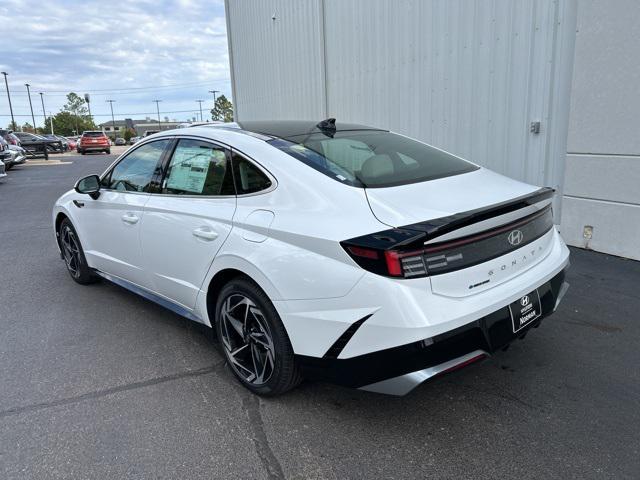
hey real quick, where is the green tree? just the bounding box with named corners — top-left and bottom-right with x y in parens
top-left (55, 92), bottom-right (95, 135)
top-left (21, 122), bottom-right (34, 133)
top-left (44, 111), bottom-right (96, 136)
top-left (123, 128), bottom-right (135, 142)
top-left (63, 92), bottom-right (90, 117)
top-left (210, 95), bottom-right (234, 122)
top-left (7, 121), bottom-right (19, 131)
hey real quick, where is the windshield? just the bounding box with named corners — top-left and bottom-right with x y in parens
top-left (269, 130), bottom-right (478, 188)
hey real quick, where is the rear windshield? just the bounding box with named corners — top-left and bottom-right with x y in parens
top-left (83, 132), bottom-right (105, 137)
top-left (269, 130), bottom-right (478, 188)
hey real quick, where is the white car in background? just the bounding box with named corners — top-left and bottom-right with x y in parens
top-left (52, 119), bottom-right (570, 396)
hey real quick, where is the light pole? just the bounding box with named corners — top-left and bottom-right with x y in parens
top-left (196, 100), bottom-right (204, 122)
top-left (1, 72), bottom-right (15, 129)
top-left (84, 94), bottom-right (92, 124)
top-left (208, 90), bottom-right (220, 120)
top-left (153, 100), bottom-right (162, 129)
top-left (49, 112), bottom-right (54, 135)
top-left (106, 100), bottom-right (116, 140)
top-left (38, 92), bottom-right (48, 132)
top-left (25, 83), bottom-right (37, 131)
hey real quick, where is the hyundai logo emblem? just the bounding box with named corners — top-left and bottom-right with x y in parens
top-left (508, 229), bottom-right (524, 246)
top-left (521, 295), bottom-right (530, 307)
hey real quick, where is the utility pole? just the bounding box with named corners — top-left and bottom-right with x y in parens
top-left (196, 100), bottom-right (204, 122)
top-left (25, 83), bottom-right (36, 131)
top-left (208, 90), bottom-right (220, 120)
top-left (49, 112), bottom-right (54, 135)
top-left (153, 100), bottom-right (162, 129)
top-left (38, 92), bottom-right (48, 132)
top-left (1, 72), bottom-right (15, 129)
top-left (106, 100), bottom-right (116, 140)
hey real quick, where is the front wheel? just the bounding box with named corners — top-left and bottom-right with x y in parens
top-left (215, 278), bottom-right (302, 396)
top-left (59, 218), bottom-right (99, 285)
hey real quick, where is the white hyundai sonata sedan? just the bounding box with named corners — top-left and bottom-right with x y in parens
top-left (53, 119), bottom-right (570, 396)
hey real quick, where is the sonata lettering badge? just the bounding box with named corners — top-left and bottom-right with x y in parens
top-left (509, 289), bottom-right (541, 333)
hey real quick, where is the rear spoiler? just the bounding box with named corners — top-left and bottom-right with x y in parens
top-left (345, 187), bottom-right (555, 251)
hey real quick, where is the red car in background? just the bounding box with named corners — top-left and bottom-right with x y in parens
top-left (77, 131), bottom-right (111, 155)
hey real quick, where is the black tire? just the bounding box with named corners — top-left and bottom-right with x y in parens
top-left (58, 218), bottom-right (99, 285)
top-left (215, 277), bottom-right (302, 396)
top-left (105, 149), bottom-right (111, 154)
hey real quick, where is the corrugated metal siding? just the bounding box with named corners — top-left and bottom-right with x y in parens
top-left (226, 0), bottom-right (576, 193)
top-left (225, 0), bottom-right (326, 120)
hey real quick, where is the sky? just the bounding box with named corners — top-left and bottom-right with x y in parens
top-left (0, 0), bottom-right (230, 128)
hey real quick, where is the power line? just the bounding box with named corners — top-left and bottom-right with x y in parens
top-left (0, 109), bottom-right (208, 118)
top-left (30, 81), bottom-right (212, 94)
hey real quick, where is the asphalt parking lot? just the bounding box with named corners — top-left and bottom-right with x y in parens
top-left (0, 154), bottom-right (638, 479)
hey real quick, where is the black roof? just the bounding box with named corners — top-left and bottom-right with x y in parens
top-left (235, 120), bottom-right (384, 140)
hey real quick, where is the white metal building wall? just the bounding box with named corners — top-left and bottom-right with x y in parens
top-left (225, 0), bottom-right (577, 209)
top-left (560, 0), bottom-right (640, 260)
top-left (226, 0), bottom-right (326, 121)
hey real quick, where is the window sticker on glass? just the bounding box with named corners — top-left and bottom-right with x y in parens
top-left (166, 147), bottom-right (224, 194)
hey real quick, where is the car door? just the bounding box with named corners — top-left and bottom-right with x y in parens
top-left (73, 139), bottom-right (171, 287)
top-left (139, 137), bottom-right (236, 309)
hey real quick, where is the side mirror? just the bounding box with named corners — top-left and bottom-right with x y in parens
top-left (75, 174), bottom-right (101, 199)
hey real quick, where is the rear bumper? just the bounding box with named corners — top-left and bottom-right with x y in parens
top-left (79, 145), bottom-right (109, 151)
top-left (297, 268), bottom-right (568, 394)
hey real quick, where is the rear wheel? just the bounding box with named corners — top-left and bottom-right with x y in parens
top-left (59, 218), bottom-right (99, 285)
top-left (105, 149), bottom-right (111, 154)
top-left (215, 278), bottom-right (302, 396)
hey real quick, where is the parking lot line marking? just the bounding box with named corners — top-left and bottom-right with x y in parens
top-left (23, 160), bottom-right (74, 166)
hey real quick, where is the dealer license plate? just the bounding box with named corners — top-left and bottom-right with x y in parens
top-left (509, 290), bottom-right (542, 333)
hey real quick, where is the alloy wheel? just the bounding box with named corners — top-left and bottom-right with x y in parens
top-left (60, 225), bottom-right (81, 278)
top-left (220, 294), bottom-right (276, 385)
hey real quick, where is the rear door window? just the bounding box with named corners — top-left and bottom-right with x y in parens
top-left (162, 139), bottom-right (234, 195)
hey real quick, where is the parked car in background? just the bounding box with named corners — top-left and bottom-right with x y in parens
top-left (0, 136), bottom-right (11, 169)
top-left (0, 129), bottom-right (21, 147)
top-left (115, 137), bottom-right (126, 146)
top-left (77, 131), bottom-right (111, 154)
top-left (65, 137), bottom-right (77, 150)
top-left (7, 145), bottom-right (27, 169)
top-left (13, 132), bottom-right (64, 154)
top-left (143, 130), bottom-right (160, 137)
top-left (42, 134), bottom-right (69, 152)
top-left (53, 120), bottom-right (570, 396)
top-left (129, 136), bottom-right (141, 145)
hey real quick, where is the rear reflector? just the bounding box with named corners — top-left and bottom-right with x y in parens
top-left (439, 353), bottom-right (487, 375)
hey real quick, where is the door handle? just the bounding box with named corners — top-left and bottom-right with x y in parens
top-left (192, 227), bottom-right (219, 241)
top-left (121, 213), bottom-right (139, 224)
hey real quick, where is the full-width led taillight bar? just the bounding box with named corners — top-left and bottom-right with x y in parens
top-left (342, 205), bottom-right (554, 278)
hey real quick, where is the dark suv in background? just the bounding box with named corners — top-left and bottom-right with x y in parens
top-left (77, 131), bottom-right (111, 154)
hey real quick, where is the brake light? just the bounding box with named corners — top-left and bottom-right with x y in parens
top-left (342, 242), bottom-right (430, 278)
top-left (341, 205), bottom-right (553, 279)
